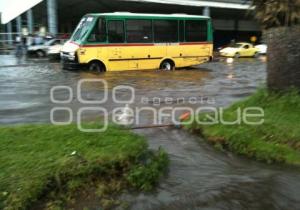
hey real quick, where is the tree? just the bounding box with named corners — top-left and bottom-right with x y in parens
top-left (250, 0), bottom-right (300, 91)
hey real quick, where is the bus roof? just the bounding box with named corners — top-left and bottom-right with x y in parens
top-left (86, 12), bottom-right (210, 19)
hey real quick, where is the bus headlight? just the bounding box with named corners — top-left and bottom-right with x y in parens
top-left (69, 51), bottom-right (75, 56)
top-left (67, 52), bottom-right (76, 61)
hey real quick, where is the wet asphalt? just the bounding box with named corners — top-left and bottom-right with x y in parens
top-left (0, 55), bottom-right (299, 210)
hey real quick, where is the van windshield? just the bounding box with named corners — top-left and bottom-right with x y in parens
top-left (71, 16), bottom-right (95, 41)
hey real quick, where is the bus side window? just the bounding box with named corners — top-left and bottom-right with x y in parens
top-left (126, 19), bottom-right (152, 43)
top-left (87, 18), bottom-right (106, 42)
top-left (185, 20), bottom-right (207, 42)
top-left (108, 20), bottom-right (125, 43)
top-left (179, 20), bottom-right (184, 42)
top-left (153, 20), bottom-right (178, 43)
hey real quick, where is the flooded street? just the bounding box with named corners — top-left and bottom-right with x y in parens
top-left (0, 55), bottom-right (299, 210)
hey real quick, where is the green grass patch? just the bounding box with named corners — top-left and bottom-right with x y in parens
top-left (0, 124), bottom-right (168, 210)
top-left (186, 89), bottom-right (300, 165)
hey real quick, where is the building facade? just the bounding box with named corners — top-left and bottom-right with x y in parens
top-left (1, 0), bottom-right (260, 47)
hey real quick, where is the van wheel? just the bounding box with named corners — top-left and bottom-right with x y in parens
top-left (160, 60), bottom-right (174, 71)
top-left (36, 50), bottom-right (45, 58)
top-left (88, 61), bottom-right (105, 72)
top-left (234, 53), bottom-right (240, 59)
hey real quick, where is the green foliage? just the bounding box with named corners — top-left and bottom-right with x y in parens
top-left (249, 0), bottom-right (300, 28)
top-left (187, 89), bottom-right (300, 165)
top-left (127, 148), bottom-right (169, 191)
top-left (0, 123), bottom-right (168, 209)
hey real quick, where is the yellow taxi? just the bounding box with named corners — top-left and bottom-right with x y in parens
top-left (219, 42), bottom-right (259, 58)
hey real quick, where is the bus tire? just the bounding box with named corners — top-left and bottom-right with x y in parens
top-left (160, 60), bottom-right (175, 71)
top-left (88, 61), bottom-right (105, 72)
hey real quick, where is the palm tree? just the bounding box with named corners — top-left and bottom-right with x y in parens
top-left (250, 0), bottom-right (300, 91)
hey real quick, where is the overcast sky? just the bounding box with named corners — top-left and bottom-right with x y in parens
top-left (0, 0), bottom-right (42, 24)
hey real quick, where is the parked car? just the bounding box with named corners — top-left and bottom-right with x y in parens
top-left (219, 42), bottom-right (260, 58)
top-left (47, 39), bottom-right (67, 60)
top-left (255, 44), bottom-right (267, 54)
top-left (27, 39), bottom-right (65, 58)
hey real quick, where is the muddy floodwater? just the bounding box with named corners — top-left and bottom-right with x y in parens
top-left (0, 55), bottom-right (299, 210)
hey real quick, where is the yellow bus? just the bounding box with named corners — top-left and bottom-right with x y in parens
top-left (61, 12), bottom-right (213, 72)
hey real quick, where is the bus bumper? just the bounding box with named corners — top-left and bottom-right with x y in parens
top-left (62, 59), bottom-right (83, 70)
top-left (61, 52), bottom-right (86, 70)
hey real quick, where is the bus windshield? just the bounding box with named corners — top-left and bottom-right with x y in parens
top-left (71, 16), bottom-right (95, 41)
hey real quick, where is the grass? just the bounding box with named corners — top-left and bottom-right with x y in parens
top-left (186, 89), bottom-right (300, 165)
top-left (0, 124), bottom-right (168, 210)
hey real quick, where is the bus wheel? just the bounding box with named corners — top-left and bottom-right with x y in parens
top-left (88, 61), bottom-right (105, 72)
top-left (160, 60), bottom-right (174, 71)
